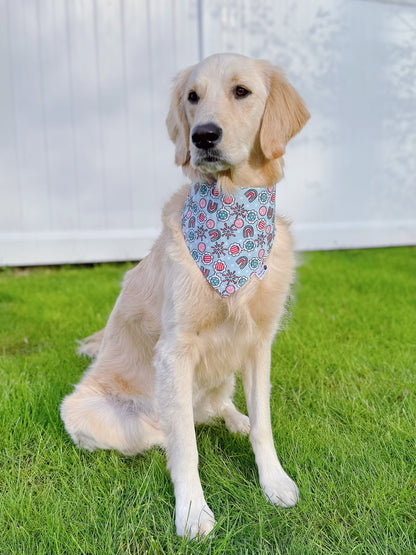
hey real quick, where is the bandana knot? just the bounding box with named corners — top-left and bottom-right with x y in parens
top-left (182, 182), bottom-right (277, 297)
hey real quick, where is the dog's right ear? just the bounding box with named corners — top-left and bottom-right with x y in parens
top-left (166, 67), bottom-right (193, 166)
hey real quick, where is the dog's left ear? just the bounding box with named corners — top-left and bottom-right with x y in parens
top-left (166, 66), bottom-right (193, 166)
top-left (260, 66), bottom-right (310, 160)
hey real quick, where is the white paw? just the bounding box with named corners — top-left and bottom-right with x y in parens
top-left (224, 412), bottom-right (251, 436)
top-left (262, 472), bottom-right (299, 508)
top-left (175, 499), bottom-right (216, 539)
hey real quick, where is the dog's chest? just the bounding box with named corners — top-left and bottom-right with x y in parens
top-left (193, 313), bottom-right (259, 385)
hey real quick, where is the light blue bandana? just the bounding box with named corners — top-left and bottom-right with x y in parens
top-left (181, 182), bottom-right (277, 297)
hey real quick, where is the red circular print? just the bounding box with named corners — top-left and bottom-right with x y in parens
top-left (235, 218), bottom-right (244, 228)
top-left (198, 242), bottom-right (206, 252)
top-left (215, 261), bottom-right (225, 272)
top-left (206, 219), bottom-right (215, 229)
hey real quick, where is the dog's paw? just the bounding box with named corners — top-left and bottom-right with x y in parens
top-left (261, 472), bottom-right (299, 508)
top-left (176, 498), bottom-right (216, 539)
top-left (224, 410), bottom-right (250, 436)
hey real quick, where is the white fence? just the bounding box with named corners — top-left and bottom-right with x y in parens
top-left (1, 0), bottom-right (415, 266)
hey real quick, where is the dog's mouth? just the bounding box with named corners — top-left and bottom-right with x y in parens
top-left (200, 154), bottom-right (221, 163)
top-left (192, 149), bottom-right (232, 172)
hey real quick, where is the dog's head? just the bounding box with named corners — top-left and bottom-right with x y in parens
top-left (166, 53), bottom-right (310, 188)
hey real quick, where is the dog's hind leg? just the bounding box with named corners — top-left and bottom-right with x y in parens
top-left (194, 375), bottom-right (250, 435)
top-left (63, 285), bottom-right (163, 455)
top-left (221, 401), bottom-right (250, 435)
top-left (61, 383), bottom-right (164, 455)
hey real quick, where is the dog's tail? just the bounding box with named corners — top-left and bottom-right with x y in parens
top-left (76, 329), bottom-right (105, 358)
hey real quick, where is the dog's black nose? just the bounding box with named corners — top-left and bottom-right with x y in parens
top-left (191, 123), bottom-right (222, 150)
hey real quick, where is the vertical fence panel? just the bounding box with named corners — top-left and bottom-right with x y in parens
top-left (4, 1), bottom-right (52, 232)
top-left (0, 0), bottom-right (22, 231)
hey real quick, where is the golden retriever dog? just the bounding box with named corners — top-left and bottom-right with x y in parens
top-left (61, 53), bottom-right (309, 539)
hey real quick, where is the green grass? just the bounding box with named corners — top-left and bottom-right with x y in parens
top-left (0, 248), bottom-right (415, 554)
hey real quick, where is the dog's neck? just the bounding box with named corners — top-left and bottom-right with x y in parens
top-left (182, 156), bottom-right (284, 195)
top-left (181, 181), bottom-right (277, 297)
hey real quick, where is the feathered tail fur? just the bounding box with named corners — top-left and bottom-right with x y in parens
top-left (76, 329), bottom-right (105, 358)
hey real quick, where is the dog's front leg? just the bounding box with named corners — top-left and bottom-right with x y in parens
top-left (154, 335), bottom-right (215, 539)
top-left (243, 342), bottom-right (299, 507)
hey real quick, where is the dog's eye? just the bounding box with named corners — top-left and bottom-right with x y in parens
top-left (188, 91), bottom-right (200, 104)
top-left (234, 86), bottom-right (251, 98)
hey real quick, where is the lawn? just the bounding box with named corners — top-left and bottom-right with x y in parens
top-left (0, 247), bottom-right (415, 554)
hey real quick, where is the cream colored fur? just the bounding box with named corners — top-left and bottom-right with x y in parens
top-left (61, 53), bottom-right (309, 539)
